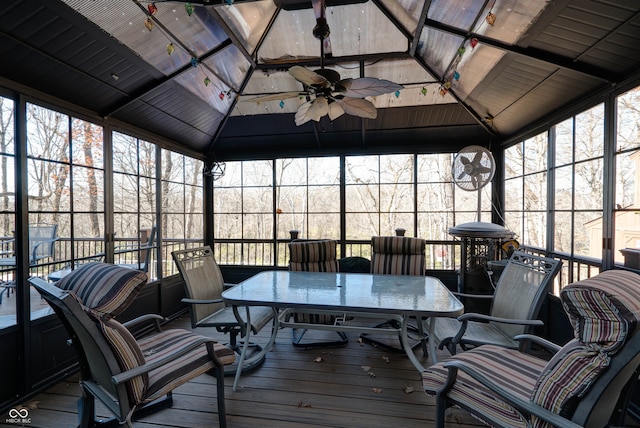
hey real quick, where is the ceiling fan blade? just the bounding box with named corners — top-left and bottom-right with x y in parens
top-left (307, 97), bottom-right (329, 121)
top-left (457, 171), bottom-right (468, 181)
top-left (252, 91), bottom-right (305, 102)
top-left (475, 166), bottom-right (492, 174)
top-left (337, 78), bottom-right (404, 98)
top-left (295, 101), bottom-right (314, 126)
top-left (338, 97), bottom-right (377, 119)
top-left (328, 101), bottom-right (345, 121)
top-left (295, 97), bottom-right (329, 126)
top-left (289, 66), bottom-right (329, 87)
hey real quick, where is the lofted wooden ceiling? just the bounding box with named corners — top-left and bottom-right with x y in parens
top-left (1, 0), bottom-right (639, 161)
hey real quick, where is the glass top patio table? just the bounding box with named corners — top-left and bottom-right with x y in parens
top-left (222, 270), bottom-right (463, 387)
top-left (222, 270), bottom-right (463, 317)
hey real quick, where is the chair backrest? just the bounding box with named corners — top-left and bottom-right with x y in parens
top-left (54, 262), bottom-right (148, 318)
top-left (138, 226), bottom-right (157, 273)
top-left (172, 246), bottom-right (225, 327)
top-left (29, 276), bottom-right (140, 420)
top-left (529, 269), bottom-right (640, 428)
top-left (370, 236), bottom-right (426, 275)
top-left (489, 251), bottom-right (561, 339)
top-left (288, 239), bottom-right (339, 272)
top-left (29, 223), bottom-right (58, 264)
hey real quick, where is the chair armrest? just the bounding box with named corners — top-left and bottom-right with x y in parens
top-left (114, 244), bottom-right (155, 254)
top-left (441, 361), bottom-right (584, 428)
top-left (440, 315), bottom-right (544, 353)
top-left (122, 314), bottom-right (166, 331)
top-left (458, 312), bottom-right (544, 326)
top-left (31, 237), bottom-right (58, 260)
top-left (514, 334), bottom-right (562, 354)
top-left (452, 291), bottom-right (493, 300)
top-left (111, 337), bottom-right (222, 385)
top-left (181, 298), bottom-right (224, 305)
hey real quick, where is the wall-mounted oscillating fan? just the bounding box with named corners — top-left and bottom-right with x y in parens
top-left (452, 145), bottom-right (496, 220)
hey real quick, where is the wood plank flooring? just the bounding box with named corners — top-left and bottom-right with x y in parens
top-left (9, 315), bottom-right (487, 428)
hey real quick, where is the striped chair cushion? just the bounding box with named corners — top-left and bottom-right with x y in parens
top-left (422, 345), bottom-right (546, 428)
top-left (530, 270), bottom-right (640, 428)
top-left (140, 329), bottom-right (235, 402)
top-left (289, 240), bottom-right (339, 272)
top-left (370, 236), bottom-right (426, 275)
top-left (98, 316), bottom-right (148, 404)
top-left (57, 262), bottom-right (147, 317)
top-left (289, 240), bottom-right (339, 324)
top-left (561, 269), bottom-right (640, 350)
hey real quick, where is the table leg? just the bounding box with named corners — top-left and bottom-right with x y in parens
top-left (231, 307), bottom-right (279, 392)
top-left (401, 316), bottom-right (428, 373)
top-left (428, 317), bottom-right (438, 364)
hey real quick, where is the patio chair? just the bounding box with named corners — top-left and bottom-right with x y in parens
top-left (172, 246), bottom-right (277, 375)
top-left (29, 263), bottom-right (235, 428)
top-left (116, 226), bottom-right (157, 273)
top-left (360, 235), bottom-right (427, 351)
top-left (288, 239), bottom-right (349, 348)
top-left (48, 227), bottom-right (157, 283)
top-left (423, 269), bottom-right (640, 428)
top-left (433, 251), bottom-right (561, 355)
top-left (0, 224), bottom-right (58, 304)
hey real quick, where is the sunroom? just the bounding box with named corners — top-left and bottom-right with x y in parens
top-left (1, 0), bottom-right (640, 426)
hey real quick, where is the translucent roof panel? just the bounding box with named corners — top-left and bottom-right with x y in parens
top-left (427, 0), bottom-right (485, 32)
top-left (202, 44), bottom-right (251, 92)
top-left (418, 0), bottom-right (550, 101)
top-left (364, 58), bottom-right (436, 86)
top-left (426, 0), bottom-right (549, 40)
top-left (214, 0), bottom-right (278, 56)
top-left (378, 0), bottom-right (425, 37)
top-left (174, 65), bottom-right (233, 115)
top-left (62, 0), bottom-right (229, 75)
top-left (418, 27), bottom-right (465, 78)
top-left (257, 1), bottom-right (408, 64)
top-left (450, 43), bottom-right (506, 100)
top-left (372, 83), bottom-right (456, 108)
top-left (475, 0), bottom-right (550, 44)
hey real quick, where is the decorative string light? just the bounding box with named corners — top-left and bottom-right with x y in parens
top-left (438, 2), bottom-right (496, 97)
top-left (485, 12), bottom-right (496, 26)
top-left (144, 17), bottom-right (154, 31)
top-left (138, 1), bottom-right (240, 98)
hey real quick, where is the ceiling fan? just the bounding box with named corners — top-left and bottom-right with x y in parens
top-left (255, 0), bottom-right (404, 126)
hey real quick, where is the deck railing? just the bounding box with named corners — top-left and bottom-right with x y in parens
top-left (0, 237), bottom-right (608, 296)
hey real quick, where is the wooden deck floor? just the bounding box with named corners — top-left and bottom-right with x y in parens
top-left (12, 315), bottom-right (487, 428)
